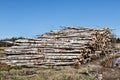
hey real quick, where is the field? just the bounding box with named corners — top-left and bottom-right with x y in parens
top-left (0, 45), bottom-right (120, 80)
top-left (0, 59), bottom-right (120, 80)
top-left (0, 66), bottom-right (97, 80)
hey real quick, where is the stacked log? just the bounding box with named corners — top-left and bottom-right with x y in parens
top-left (0, 27), bottom-right (116, 67)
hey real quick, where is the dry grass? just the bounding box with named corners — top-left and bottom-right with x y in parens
top-left (0, 66), bottom-right (95, 80)
top-left (100, 53), bottom-right (120, 68)
top-left (0, 62), bottom-right (11, 71)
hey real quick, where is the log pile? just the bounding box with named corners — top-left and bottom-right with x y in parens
top-left (0, 27), bottom-right (116, 67)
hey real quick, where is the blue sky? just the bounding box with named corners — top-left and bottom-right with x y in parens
top-left (0, 0), bottom-right (120, 39)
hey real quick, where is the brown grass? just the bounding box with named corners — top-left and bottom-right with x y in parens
top-left (101, 54), bottom-right (120, 68)
top-left (0, 66), bottom-right (95, 80)
top-left (0, 62), bottom-right (11, 71)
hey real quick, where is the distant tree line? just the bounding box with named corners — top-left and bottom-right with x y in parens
top-left (0, 37), bottom-right (24, 47)
top-left (116, 38), bottom-right (120, 43)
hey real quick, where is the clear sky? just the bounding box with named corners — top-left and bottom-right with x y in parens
top-left (0, 0), bottom-right (120, 39)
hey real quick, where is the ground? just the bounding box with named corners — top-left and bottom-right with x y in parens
top-left (0, 44), bottom-right (120, 80)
